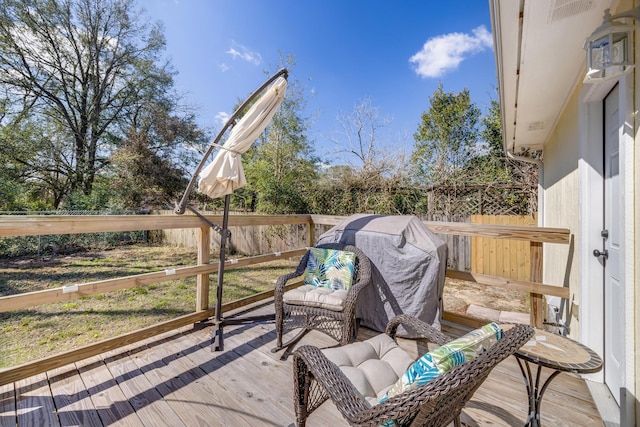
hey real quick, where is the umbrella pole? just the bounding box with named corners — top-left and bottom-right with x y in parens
top-left (211, 194), bottom-right (277, 352)
top-left (212, 194), bottom-right (231, 351)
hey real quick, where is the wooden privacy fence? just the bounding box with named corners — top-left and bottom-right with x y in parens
top-left (159, 211), bottom-right (472, 272)
top-left (161, 212), bottom-right (540, 277)
top-left (471, 214), bottom-right (538, 281)
top-left (157, 210), bottom-right (310, 255)
top-left (0, 214), bottom-right (570, 386)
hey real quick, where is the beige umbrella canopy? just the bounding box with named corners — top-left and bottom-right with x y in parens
top-left (197, 75), bottom-right (287, 199)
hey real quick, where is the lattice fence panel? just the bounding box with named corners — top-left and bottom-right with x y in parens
top-left (425, 185), bottom-right (534, 218)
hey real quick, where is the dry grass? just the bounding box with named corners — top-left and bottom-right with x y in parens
top-left (443, 277), bottom-right (529, 315)
top-left (0, 245), bottom-right (298, 367)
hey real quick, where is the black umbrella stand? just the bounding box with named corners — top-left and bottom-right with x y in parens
top-left (175, 68), bottom-right (288, 351)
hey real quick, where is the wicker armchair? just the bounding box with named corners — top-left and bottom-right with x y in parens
top-left (271, 243), bottom-right (372, 358)
top-left (293, 315), bottom-right (534, 427)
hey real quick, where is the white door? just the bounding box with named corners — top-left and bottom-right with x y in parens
top-left (603, 84), bottom-right (625, 405)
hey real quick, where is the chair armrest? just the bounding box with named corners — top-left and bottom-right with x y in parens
top-left (385, 314), bottom-right (452, 346)
top-left (293, 345), bottom-right (371, 420)
top-left (274, 251), bottom-right (310, 294)
top-left (342, 273), bottom-right (370, 317)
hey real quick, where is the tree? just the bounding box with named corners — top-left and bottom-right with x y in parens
top-left (481, 98), bottom-right (504, 157)
top-left (0, 111), bottom-right (70, 209)
top-left (0, 0), bottom-right (173, 198)
top-left (410, 84), bottom-right (481, 185)
top-left (332, 98), bottom-right (396, 176)
top-left (479, 97), bottom-right (538, 213)
top-left (108, 129), bottom-right (187, 209)
top-left (463, 97), bottom-right (512, 185)
top-left (110, 93), bottom-right (209, 209)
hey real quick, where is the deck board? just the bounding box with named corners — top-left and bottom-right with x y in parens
top-left (76, 356), bottom-right (145, 427)
top-left (103, 350), bottom-right (186, 427)
top-left (0, 382), bottom-right (15, 427)
top-left (47, 364), bottom-right (103, 426)
top-left (16, 373), bottom-right (60, 426)
top-left (3, 302), bottom-right (604, 426)
top-left (162, 331), bottom-right (279, 426)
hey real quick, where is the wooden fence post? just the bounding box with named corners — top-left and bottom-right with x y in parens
top-left (529, 241), bottom-right (543, 328)
top-left (196, 226), bottom-right (210, 311)
top-left (308, 220), bottom-right (315, 247)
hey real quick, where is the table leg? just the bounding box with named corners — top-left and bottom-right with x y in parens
top-left (516, 358), bottom-right (561, 427)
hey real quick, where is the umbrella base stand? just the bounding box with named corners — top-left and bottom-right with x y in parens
top-left (211, 313), bottom-right (276, 351)
top-left (181, 202), bottom-right (278, 352)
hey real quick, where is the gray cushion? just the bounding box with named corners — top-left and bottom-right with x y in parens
top-left (321, 333), bottom-right (415, 405)
top-left (283, 285), bottom-right (347, 311)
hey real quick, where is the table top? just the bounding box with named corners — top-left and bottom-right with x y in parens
top-left (510, 327), bottom-right (603, 374)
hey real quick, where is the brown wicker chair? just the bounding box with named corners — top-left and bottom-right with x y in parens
top-left (271, 243), bottom-right (372, 358)
top-left (292, 315), bottom-right (534, 427)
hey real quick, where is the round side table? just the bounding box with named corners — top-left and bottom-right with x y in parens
top-left (510, 327), bottom-right (602, 427)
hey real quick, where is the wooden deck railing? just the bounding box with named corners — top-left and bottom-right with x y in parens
top-left (311, 215), bottom-right (570, 328)
top-left (0, 214), bottom-right (571, 386)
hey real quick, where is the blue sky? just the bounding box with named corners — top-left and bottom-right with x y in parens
top-left (137, 0), bottom-right (497, 164)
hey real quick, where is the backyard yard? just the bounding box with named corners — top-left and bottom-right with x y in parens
top-left (0, 243), bottom-right (529, 368)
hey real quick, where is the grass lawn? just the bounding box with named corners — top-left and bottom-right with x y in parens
top-left (0, 244), bottom-right (299, 368)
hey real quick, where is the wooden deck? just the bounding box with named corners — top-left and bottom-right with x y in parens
top-left (0, 303), bottom-right (603, 427)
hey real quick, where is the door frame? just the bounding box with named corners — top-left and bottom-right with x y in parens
top-left (578, 74), bottom-right (635, 405)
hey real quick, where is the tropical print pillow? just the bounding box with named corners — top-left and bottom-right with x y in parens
top-left (303, 248), bottom-right (356, 291)
top-left (379, 322), bottom-right (504, 403)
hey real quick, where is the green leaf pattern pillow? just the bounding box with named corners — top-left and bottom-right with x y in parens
top-left (380, 322), bottom-right (504, 403)
top-left (303, 248), bottom-right (356, 291)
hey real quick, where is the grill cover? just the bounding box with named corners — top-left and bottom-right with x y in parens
top-left (317, 214), bottom-right (447, 335)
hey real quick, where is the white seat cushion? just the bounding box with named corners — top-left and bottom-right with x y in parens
top-left (321, 333), bottom-right (415, 405)
top-left (283, 285), bottom-right (348, 312)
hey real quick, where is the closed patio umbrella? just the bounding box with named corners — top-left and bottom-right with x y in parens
top-left (175, 69), bottom-right (288, 351)
top-left (197, 75), bottom-right (287, 198)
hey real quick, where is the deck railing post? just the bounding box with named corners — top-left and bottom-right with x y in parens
top-left (529, 241), bottom-right (543, 328)
top-left (197, 226), bottom-right (210, 311)
top-left (308, 218), bottom-right (315, 247)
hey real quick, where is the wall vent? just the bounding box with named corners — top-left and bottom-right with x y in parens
top-left (548, 0), bottom-right (597, 23)
top-left (527, 121), bottom-right (545, 131)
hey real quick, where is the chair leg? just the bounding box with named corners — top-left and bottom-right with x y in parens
top-left (293, 354), bottom-right (311, 427)
top-left (271, 327), bottom-right (310, 359)
top-left (454, 414), bottom-right (462, 427)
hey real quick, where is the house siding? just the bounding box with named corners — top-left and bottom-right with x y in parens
top-left (542, 85), bottom-right (581, 336)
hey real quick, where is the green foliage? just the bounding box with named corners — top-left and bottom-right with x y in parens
top-left (481, 98), bottom-right (504, 157)
top-left (463, 97), bottom-right (512, 184)
top-left (108, 130), bottom-right (189, 210)
top-left (61, 179), bottom-right (118, 211)
top-left (410, 84), bottom-right (481, 185)
top-left (0, 114), bottom-right (58, 210)
top-left (0, 0), bottom-right (193, 207)
top-left (306, 168), bottom-right (425, 216)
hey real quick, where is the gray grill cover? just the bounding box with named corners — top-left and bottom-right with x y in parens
top-left (317, 214), bottom-right (447, 335)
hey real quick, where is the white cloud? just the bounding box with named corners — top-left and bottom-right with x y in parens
top-left (409, 25), bottom-right (493, 78)
top-left (226, 41), bottom-right (262, 65)
top-left (215, 111), bottom-right (231, 126)
top-left (218, 62), bottom-right (230, 72)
